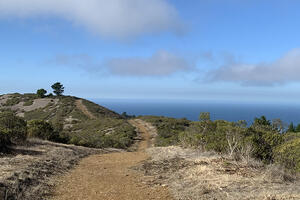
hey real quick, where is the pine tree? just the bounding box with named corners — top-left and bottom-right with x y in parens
top-left (295, 123), bottom-right (300, 132)
top-left (51, 82), bottom-right (64, 96)
top-left (287, 122), bottom-right (295, 132)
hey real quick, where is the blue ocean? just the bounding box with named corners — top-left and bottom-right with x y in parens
top-left (93, 99), bottom-right (300, 125)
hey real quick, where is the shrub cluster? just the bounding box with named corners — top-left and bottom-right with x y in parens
top-left (27, 120), bottom-right (59, 141)
top-left (23, 96), bottom-right (137, 149)
top-left (3, 96), bottom-right (21, 106)
top-left (274, 134), bottom-right (300, 172)
top-left (1, 111), bottom-right (136, 151)
top-left (0, 112), bottom-right (27, 150)
top-left (143, 115), bottom-right (299, 172)
top-left (1, 93), bottom-right (138, 151)
top-left (67, 119), bottom-right (136, 149)
top-left (140, 116), bottom-right (190, 146)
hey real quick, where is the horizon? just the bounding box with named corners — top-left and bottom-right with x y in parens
top-left (2, 1), bottom-right (300, 103)
top-left (93, 98), bottom-right (300, 124)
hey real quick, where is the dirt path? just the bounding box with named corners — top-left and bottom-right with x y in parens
top-left (75, 99), bottom-right (96, 119)
top-left (50, 119), bottom-right (173, 200)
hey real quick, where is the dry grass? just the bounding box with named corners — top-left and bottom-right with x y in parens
top-left (0, 94), bottom-right (59, 117)
top-left (13, 98), bottom-right (58, 112)
top-left (137, 146), bottom-right (300, 200)
top-left (0, 94), bottom-right (11, 105)
top-left (0, 139), bottom-right (116, 200)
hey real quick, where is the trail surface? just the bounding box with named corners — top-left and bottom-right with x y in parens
top-left (75, 99), bottom-right (96, 119)
top-left (51, 119), bottom-right (173, 200)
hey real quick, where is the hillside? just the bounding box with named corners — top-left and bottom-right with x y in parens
top-left (0, 93), bottom-right (121, 120)
top-left (0, 93), bottom-right (136, 149)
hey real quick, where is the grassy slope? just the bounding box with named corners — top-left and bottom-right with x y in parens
top-left (139, 116), bottom-right (191, 146)
top-left (0, 93), bottom-right (136, 149)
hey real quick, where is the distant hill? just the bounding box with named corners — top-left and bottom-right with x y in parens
top-left (0, 93), bottom-right (121, 120)
top-left (0, 93), bottom-right (136, 149)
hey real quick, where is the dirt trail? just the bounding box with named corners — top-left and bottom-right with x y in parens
top-left (50, 119), bottom-right (173, 200)
top-left (75, 99), bottom-right (96, 119)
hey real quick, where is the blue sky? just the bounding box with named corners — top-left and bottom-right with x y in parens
top-left (1, 0), bottom-right (300, 103)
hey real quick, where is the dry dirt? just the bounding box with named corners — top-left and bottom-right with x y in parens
top-left (50, 119), bottom-right (173, 200)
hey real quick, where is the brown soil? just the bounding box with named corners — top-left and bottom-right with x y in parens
top-left (75, 99), bottom-right (96, 119)
top-left (50, 119), bottom-right (173, 200)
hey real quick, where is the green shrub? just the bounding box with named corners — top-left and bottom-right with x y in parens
top-left (275, 138), bottom-right (300, 172)
top-left (0, 112), bottom-right (27, 149)
top-left (246, 128), bottom-right (283, 163)
top-left (64, 118), bottom-right (136, 149)
top-left (23, 100), bottom-right (34, 106)
top-left (140, 116), bottom-right (190, 146)
top-left (3, 96), bottom-right (21, 106)
top-left (142, 115), bottom-right (299, 173)
top-left (24, 108), bottom-right (52, 120)
top-left (27, 120), bottom-right (58, 140)
top-left (282, 132), bottom-right (300, 141)
top-left (37, 89), bottom-right (47, 98)
top-left (179, 117), bottom-right (284, 163)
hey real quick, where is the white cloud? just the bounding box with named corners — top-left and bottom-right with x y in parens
top-left (106, 51), bottom-right (193, 76)
top-left (0, 0), bottom-right (182, 38)
top-left (48, 51), bottom-right (193, 76)
top-left (208, 49), bottom-right (300, 86)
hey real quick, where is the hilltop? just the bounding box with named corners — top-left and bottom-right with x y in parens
top-left (0, 93), bottom-right (136, 149)
top-left (0, 93), bottom-right (121, 120)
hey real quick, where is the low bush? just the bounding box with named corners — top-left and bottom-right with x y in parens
top-left (27, 120), bottom-right (59, 141)
top-left (24, 108), bottom-right (52, 120)
top-left (0, 112), bottom-right (27, 150)
top-left (180, 120), bottom-right (284, 163)
top-left (140, 116), bottom-right (190, 146)
top-left (179, 120), bottom-right (242, 153)
top-left (67, 119), bottom-right (136, 149)
top-left (246, 128), bottom-right (283, 163)
top-left (23, 100), bottom-right (34, 106)
top-left (145, 115), bottom-right (288, 167)
top-left (274, 137), bottom-right (300, 172)
top-left (3, 96), bottom-right (21, 106)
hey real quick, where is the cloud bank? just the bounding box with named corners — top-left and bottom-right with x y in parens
top-left (209, 49), bottom-right (300, 86)
top-left (106, 51), bottom-right (192, 76)
top-left (0, 0), bottom-right (182, 38)
top-left (50, 51), bottom-right (192, 76)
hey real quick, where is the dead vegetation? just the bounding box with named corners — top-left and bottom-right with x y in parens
top-left (0, 139), bottom-right (116, 200)
top-left (135, 146), bottom-right (300, 200)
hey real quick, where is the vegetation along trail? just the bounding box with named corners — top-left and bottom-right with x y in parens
top-left (50, 119), bottom-right (173, 200)
top-left (75, 99), bottom-right (96, 119)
